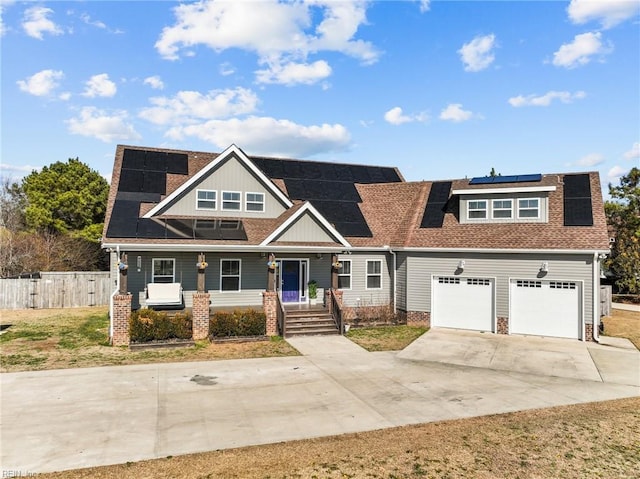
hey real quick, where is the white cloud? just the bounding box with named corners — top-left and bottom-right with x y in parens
top-left (80, 13), bottom-right (106, 30)
top-left (59, 92), bottom-right (71, 101)
top-left (17, 69), bottom-right (64, 96)
top-left (458, 33), bottom-right (496, 72)
top-left (256, 60), bottom-right (332, 85)
top-left (608, 165), bottom-right (629, 182)
top-left (139, 87), bottom-right (259, 125)
top-left (219, 62), bottom-right (235, 76)
top-left (66, 107), bottom-right (141, 143)
top-left (552, 31), bottom-right (612, 68)
top-left (166, 116), bottom-right (351, 158)
top-left (22, 6), bottom-right (63, 39)
top-left (155, 0), bottom-right (379, 85)
top-left (574, 153), bottom-right (605, 167)
top-left (143, 76), bottom-right (164, 90)
top-left (439, 104), bottom-right (475, 122)
top-left (418, 0), bottom-right (431, 13)
top-left (623, 142), bottom-right (639, 160)
top-left (1, 0), bottom-right (15, 37)
top-left (508, 90), bottom-right (586, 107)
top-left (0, 163), bottom-right (42, 176)
top-left (567, 0), bottom-right (640, 29)
top-left (82, 73), bottom-right (117, 97)
top-left (384, 106), bottom-right (428, 125)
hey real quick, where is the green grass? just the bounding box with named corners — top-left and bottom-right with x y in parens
top-left (57, 313), bottom-right (110, 349)
top-left (346, 325), bottom-right (428, 351)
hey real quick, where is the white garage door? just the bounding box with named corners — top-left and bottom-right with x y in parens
top-left (510, 280), bottom-right (581, 339)
top-left (432, 277), bottom-right (494, 332)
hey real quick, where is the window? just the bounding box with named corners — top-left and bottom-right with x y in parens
top-left (468, 200), bottom-right (487, 219)
top-left (337, 260), bottom-right (352, 289)
top-left (196, 190), bottom-right (216, 210)
top-left (220, 259), bottom-right (241, 291)
top-left (222, 191), bottom-right (241, 211)
top-left (366, 260), bottom-right (382, 289)
top-left (518, 198), bottom-right (540, 218)
top-left (492, 199), bottom-right (512, 219)
top-left (245, 192), bottom-right (265, 212)
top-left (152, 258), bottom-right (175, 283)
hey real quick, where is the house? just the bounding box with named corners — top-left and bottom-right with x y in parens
top-left (102, 144), bottom-right (610, 344)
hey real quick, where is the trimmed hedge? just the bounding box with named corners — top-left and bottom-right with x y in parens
top-left (209, 309), bottom-right (266, 337)
top-left (129, 309), bottom-right (192, 342)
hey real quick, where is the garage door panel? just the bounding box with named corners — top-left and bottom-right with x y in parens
top-left (510, 280), bottom-right (580, 339)
top-left (433, 277), bottom-right (493, 332)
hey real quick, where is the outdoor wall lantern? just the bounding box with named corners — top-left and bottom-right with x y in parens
top-left (540, 262), bottom-right (549, 273)
top-left (457, 260), bottom-right (465, 270)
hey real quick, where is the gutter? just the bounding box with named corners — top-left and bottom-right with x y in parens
top-left (397, 246), bottom-right (611, 255)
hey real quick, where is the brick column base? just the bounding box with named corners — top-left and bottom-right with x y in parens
top-left (112, 294), bottom-right (132, 346)
top-left (406, 311), bottom-right (431, 328)
top-left (497, 317), bottom-right (509, 335)
top-left (192, 292), bottom-right (211, 340)
top-left (262, 291), bottom-right (278, 336)
top-left (585, 324), bottom-right (595, 342)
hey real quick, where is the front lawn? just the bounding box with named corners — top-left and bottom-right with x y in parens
top-left (346, 324), bottom-right (428, 351)
top-left (0, 307), bottom-right (298, 372)
top-left (602, 308), bottom-right (640, 350)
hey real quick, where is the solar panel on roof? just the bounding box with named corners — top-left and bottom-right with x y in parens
top-left (106, 200), bottom-right (140, 237)
top-left (122, 149), bottom-right (146, 169)
top-left (145, 151), bottom-right (167, 172)
top-left (166, 152), bottom-right (189, 174)
top-left (420, 182), bottom-right (452, 228)
top-left (469, 174), bottom-right (542, 185)
top-left (117, 169), bottom-right (145, 192)
top-left (563, 174), bottom-right (593, 226)
top-left (143, 170), bottom-right (167, 195)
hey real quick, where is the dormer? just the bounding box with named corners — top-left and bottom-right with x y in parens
top-left (452, 174), bottom-right (555, 224)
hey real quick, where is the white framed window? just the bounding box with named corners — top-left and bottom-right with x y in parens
top-left (468, 200), bottom-right (487, 219)
top-left (492, 199), bottom-right (512, 219)
top-left (518, 198), bottom-right (540, 218)
top-left (222, 191), bottom-right (241, 211)
top-left (366, 260), bottom-right (382, 289)
top-left (152, 258), bottom-right (175, 283)
top-left (245, 192), bottom-right (265, 212)
top-left (220, 259), bottom-right (241, 291)
top-left (337, 260), bottom-right (352, 290)
top-left (196, 189), bottom-right (216, 210)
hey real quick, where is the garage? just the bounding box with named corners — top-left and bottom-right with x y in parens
top-left (432, 276), bottom-right (494, 332)
top-left (509, 279), bottom-right (581, 339)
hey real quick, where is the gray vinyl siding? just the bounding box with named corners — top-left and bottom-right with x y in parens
top-left (162, 157), bottom-right (287, 218)
top-left (120, 251), bottom-right (333, 309)
top-left (405, 252), bottom-right (595, 324)
top-left (337, 252), bottom-right (392, 307)
top-left (396, 253), bottom-right (407, 311)
top-left (277, 213), bottom-right (336, 243)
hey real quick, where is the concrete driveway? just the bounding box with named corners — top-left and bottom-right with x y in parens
top-left (2, 333), bottom-right (639, 474)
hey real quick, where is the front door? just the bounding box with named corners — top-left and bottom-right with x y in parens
top-left (279, 259), bottom-right (308, 303)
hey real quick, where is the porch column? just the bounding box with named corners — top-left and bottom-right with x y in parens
top-left (111, 294), bottom-right (131, 346)
top-left (262, 291), bottom-right (278, 336)
top-left (118, 253), bottom-right (128, 294)
top-left (331, 254), bottom-right (339, 289)
top-left (266, 253), bottom-right (276, 292)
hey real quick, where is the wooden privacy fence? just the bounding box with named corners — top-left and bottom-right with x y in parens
top-left (0, 272), bottom-right (113, 309)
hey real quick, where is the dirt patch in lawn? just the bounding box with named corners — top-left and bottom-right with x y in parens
top-left (0, 307), bottom-right (298, 372)
top-left (35, 397), bottom-right (640, 479)
top-left (602, 308), bottom-right (640, 350)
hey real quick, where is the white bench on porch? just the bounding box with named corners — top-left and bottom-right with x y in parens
top-left (145, 283), bottom-right (183, 309)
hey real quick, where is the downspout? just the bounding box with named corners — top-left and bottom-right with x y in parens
top-left (386, 246), bottom-right (397, 315)
top-left (592, 252), bottom-right (600, 342)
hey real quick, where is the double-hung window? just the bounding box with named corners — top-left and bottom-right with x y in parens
top-left (220, 259), bottom-right (241, 291)
top-left (366, 260), bottom-right (382, 289)
top-left (222, 191), bottom-right (241, 211)
top-left (152, 258), bottom-right (175, 283)
top-left (245, 192), bottom-right (265, 212)
top-left (468, 200), bottom-right (487, 219)
top-left (518, 198), bottom-right (540, 218)
top-left (337, 260), bottom-right (352, 289)
top-left (196, 190), bottom-right (216, 210)
top-left (492, 199), bottom-right (512, 219)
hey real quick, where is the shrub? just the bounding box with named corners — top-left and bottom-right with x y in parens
top-left (129, 309), bottom-right (192, 342)
top-left (209, 309), bottom-right (266, 337)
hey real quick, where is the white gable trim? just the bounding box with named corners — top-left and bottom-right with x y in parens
top-left (143, 144), bottom-right (293, 218)
top-left (261, 202), bottom-right (351, 248)
top-left (452, 186), bottom-right (556, 195)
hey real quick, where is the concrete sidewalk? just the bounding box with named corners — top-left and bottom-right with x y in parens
top-left (1, 334), bottom-right (639, 474)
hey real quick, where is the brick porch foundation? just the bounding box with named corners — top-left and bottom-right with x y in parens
top-left (497, 317), bottom-right (508, 335)
top-left (111, 294), bottom-right (132, 346)
top-left (404, 310), bottom-right (431, 328)
top-left (585, 323), bottom-right (594, 342)
top-left (262, 291), bottom-right (278, 336)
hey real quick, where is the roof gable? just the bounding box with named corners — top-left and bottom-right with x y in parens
top-left (143, 144), bottom-right (293, 218)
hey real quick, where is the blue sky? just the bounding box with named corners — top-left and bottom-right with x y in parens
top-left (1, 0), bottom-right (638, 194)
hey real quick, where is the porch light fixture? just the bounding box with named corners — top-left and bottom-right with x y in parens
top-left (540, 262), bottom-right (549, 273)
top-left (457, 260), bottom-right (465, 270)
